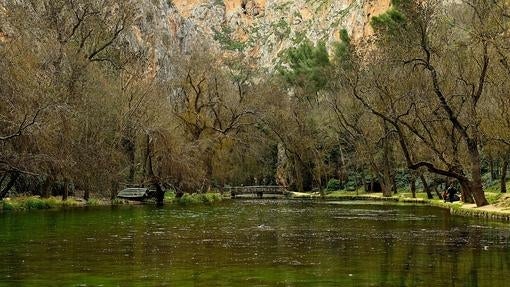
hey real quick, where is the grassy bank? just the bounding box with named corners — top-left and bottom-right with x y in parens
top-left (3, 190), bottom-right (509, 221)
top-left (0, 197), bottom-right (83, 211)
top-left (166, 192), bottom-right (224, 205)
top-left (305, 189), bottom-right (510, 221)
top-left (0, 192), bottom-right (226, 212)
top-left (0, 196), bottom-right (133, 212)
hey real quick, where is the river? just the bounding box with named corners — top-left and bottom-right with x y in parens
top-left (0, 200), bottom-right (509, 286)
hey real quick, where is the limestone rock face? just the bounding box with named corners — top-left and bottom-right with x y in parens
top-left (136, 0), bottom-right (391, 69)
top-left (1, 0), bottom-right (391, 69)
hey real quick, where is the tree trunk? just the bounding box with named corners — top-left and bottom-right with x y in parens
top-left (0, 173), bottom-right (19, 200)
top-left (382, 123), bottom-right (395, 197)
top-left (302, 162), bottom-right (314, 192)
top-left (145, 133), bottom-right (165, 205)
top-left (275, 143), bottom-right (289, 188)
top-left (41, 176), bottom-right (52, 199)
top-left (432, 185), bottom-right (442, 200)
top-left (338, 146), bottom-right (347, 186)
top-left (205, 146), bottom-right (214, 193)
top-left (123, 125), bottom-right (136, 185)
top-left (148, 161), bottom-right (164, 206)
top-left (293, 157), bottom-right (304, 193)
top-left (410, 173), bottom-right (416, 199)
top-left (420, 175), bottom-right (433, 199)
top-left (0, 174), bottom-right (7, 190)
top-left (459, 180), bottom-right (473, 204)
top-left (127, 144), bottom-right (135, 184)
top-left (381, 174), bottom-right (393, 197)
top-left (467, 143), bottom-right (488, 206)
top-left (153, 182), bottom-right (165, 206)
top-left (62, 178), bottom-right (69, 201)
top-left (501, 159), bottom-right (508, 193)
top-left (143, 134), bottom-right (150, 179)
top-left (381, 154), bottom-right (394, 197)
top-left (489, 157), bottom-right (496, 181)
top-left (110, 181), bottom-right (119, 200)
top-left (381, 167), bottom-right (394, 197)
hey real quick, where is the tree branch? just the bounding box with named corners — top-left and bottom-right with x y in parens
top-left (0, 109), bottom-right (42, 141)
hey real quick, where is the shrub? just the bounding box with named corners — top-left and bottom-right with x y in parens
top-left (87, 198), bottom-right (102, 207)
top-left (164, 191), bottom-right (176, 201)
top-left (1, 200), bottom-right (21, 211)
top-left (486, 193), bottom-right (502, 205)
top-left (111, 198), bottom-right (128, 206)
top-left (25, 197), bottom-right (53, 209)
top-left (326, 179), bottom-right (343, 191)
top-left (174, 193), bottom-right (223, 205)
top-left (1, 197), bottom-right (81, 212)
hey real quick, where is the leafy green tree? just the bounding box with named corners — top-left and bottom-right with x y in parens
top-left (278, 39), bottom-right (330, 93)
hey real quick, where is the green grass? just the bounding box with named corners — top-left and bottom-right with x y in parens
top-left (495, 195), bottom-right (510, 208)
top-left (325, 188), bottom-right (368, 197)
top-left (164, 191), bottom-right (176, 201)
top-left (397, 192), bottom-right (430, 200)
top-left (1, 197), bottom-right (81, 211)
top-left (85, 198), bottom-right (125, 207)
top-left (110, 198), bottom-right (129, 206)
top-left (485, 192), bottom-right (502, 204)
top-left (1, 192), bottom-right (225, 212)
top-left (484, 180), bottom-right (509, 193)
top-left (292, 191), bottom-right (321, 199)
top-left (86, 198), bottom-right (103, 207)
top-left (173, 193), bottom-right (223, 205)
top-left (319, 190), bottom-right (404, 202)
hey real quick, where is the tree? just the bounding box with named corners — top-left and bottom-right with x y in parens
top-left (0, 0), bottom-right (138, 199)
top-left (329, 0), bottom-right (510, 206)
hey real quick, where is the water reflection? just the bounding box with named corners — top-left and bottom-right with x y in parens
top-left (0, 201), bottom-right (509, 286)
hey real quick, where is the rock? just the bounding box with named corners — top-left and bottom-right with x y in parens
top-left (133, 0), bottom-right (392, 72)
top-left (1, 0), bottom-right (392, 74)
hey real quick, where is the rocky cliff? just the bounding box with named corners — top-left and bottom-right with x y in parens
top-left (0, 0), bottom-right (391, 69)
top-left (134, 0), bottom-right (391, 69)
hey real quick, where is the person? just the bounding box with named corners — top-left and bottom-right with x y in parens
top-left (446, 183), bottom-right (457, 203)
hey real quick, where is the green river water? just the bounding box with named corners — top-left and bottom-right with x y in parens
top-left (0, 200), bottom-right (509, 286)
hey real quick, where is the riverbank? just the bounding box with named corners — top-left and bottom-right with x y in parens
top-left (0, 196), bottom-right (133, 211)
top-left (0, 192), bottom-right (225, 212)
top-left (291, 190), bottom-right (510, 221)
top-left (2, 191), bottom-right (510, 221)
top-left (0, 197), bottom-right (83, 211)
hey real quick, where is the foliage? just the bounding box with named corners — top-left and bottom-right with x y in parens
top-left (273, 19), bottom-right (291, 39)
top-left (2, 0), bottom-right (510, 208)
top-left (328, 0), bottom-right (510, 206)
top-left (485, 193), bottom-right (503, 205)
top-left (494, 194), bottom-right (510, 208)
top-left (333, 29), bottom-right (351, 62)
top-left (111, 198), bottom-right (129, 206)
top-left (278, 39), bottom-right (330, 92)
top-left (173, 193), bottom-right (223, 205)
top-left (370, 7), bottom-right (406, 32)
top-left (326, 179), bottom-right (343, 191)
top-left (213, 0), bottom-right (224, 6)
top-left (1, 197), bottom-right (80, 211)
top-left (86, 198), bottom-right (103, 207)
top-left (164, 191), bottom-right (176, 201)
top-left (213, 26), bottom-right (246, 51)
